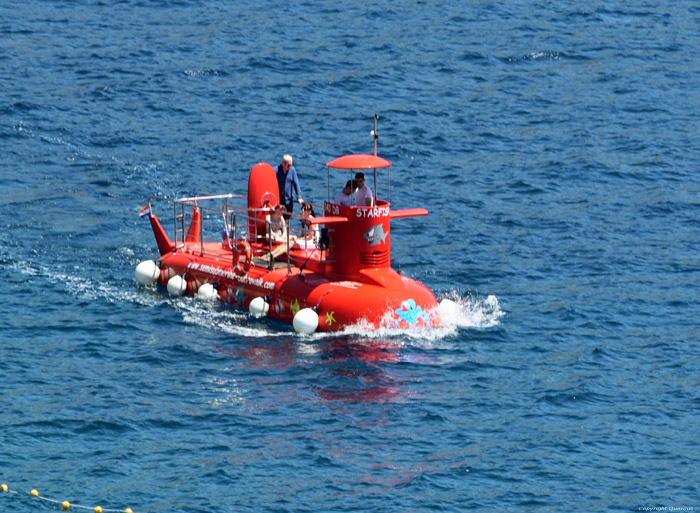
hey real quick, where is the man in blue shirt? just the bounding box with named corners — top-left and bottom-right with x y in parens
top-left (276, 154), bottom-right (304, 217)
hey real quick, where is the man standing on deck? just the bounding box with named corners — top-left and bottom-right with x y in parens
top-left (276, 154), bottom-right (304, 218)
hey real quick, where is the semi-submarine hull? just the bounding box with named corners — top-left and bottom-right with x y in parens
top-left (136, 124), bottom-right (447, 333)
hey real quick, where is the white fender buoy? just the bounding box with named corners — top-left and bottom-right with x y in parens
top-left (249, 296), bottom-right (269, 318)
top-left (134, 260), bottom-right (159, 286)
top-left (167, 275), bottom-right (187, 296)
top-left (197, 282), bottom-right (217, 301)
top-left (437, 298), bottom-right (459, 324)
top-left (293, 308), bottom-right (318, 335)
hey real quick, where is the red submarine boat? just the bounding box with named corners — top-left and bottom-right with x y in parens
top-left (135, 118), bottom-right (455, 333)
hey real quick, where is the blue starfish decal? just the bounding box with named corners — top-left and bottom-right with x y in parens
top-left (392, 299), bottom-right (430, 327)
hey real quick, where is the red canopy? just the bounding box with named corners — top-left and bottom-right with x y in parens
top-left (326, 154), bottom-right (391, 169)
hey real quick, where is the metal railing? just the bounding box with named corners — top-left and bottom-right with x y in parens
top-left (148, 193), bottom-right (332, 272)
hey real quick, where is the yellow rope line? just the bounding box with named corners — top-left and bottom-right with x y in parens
top-left (1, 483), bottom-right (140, 513)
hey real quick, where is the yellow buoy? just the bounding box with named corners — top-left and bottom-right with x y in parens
top-left (30, 489), bottom-right (39, 497)
top-left (0, 484), bottom-right (8, 492)
top-left (125, 508), bottom-right (133, 513)
top-left (95, 507), bottom-right (103, 513)
top-left (62, 500), bottom-right (71, 510)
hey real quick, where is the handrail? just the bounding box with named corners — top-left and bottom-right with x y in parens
top-left (148, 194), bottom-right (335, 267)
top-left (175, 193), bottom-right (244, 204)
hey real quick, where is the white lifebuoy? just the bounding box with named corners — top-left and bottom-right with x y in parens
top-left (233, 241), bottom-right (252, 276)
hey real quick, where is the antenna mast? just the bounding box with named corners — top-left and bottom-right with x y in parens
top-left (372, 114), bottom-right (379, 156)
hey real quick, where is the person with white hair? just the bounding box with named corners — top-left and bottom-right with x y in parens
top-left (276, 154), bottom-right (304, 217)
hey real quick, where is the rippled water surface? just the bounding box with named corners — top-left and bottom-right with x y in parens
top-left (2, 1), bottom-right (699, 512)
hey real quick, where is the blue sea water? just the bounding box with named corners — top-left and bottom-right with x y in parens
top-left (1, 1), bottom-right (699, 512)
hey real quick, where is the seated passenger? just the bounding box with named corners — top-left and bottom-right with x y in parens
top-left (297, 203), bottom-right (320, 249)
top-left (334, 180), bottom-right (356, 207)
top-left (354, 172), bottom-right (373, 206)
top-left (265, 205), bottom-right (296, 258)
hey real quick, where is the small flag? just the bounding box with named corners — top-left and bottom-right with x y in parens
top-left (138, 205), bottom-right (151, 218)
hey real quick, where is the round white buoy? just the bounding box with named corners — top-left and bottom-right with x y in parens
top-left (248, 296), bottom-right (269, 318)
top-left (437, 298), bottom-right (459, 324)
top-left (134, 260), bottom-right (159, 286)
top-left (197, 282), bottom-right (217, 301)
top-left (166, 275), bottom-right (187, 296)
top-left (293, 308), bottom-right (318, 334)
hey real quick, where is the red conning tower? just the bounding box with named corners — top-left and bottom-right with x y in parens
top-left (318, 119), bottom-right (429, 281)
top-left (322, 154), bottom-right (395, 279)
